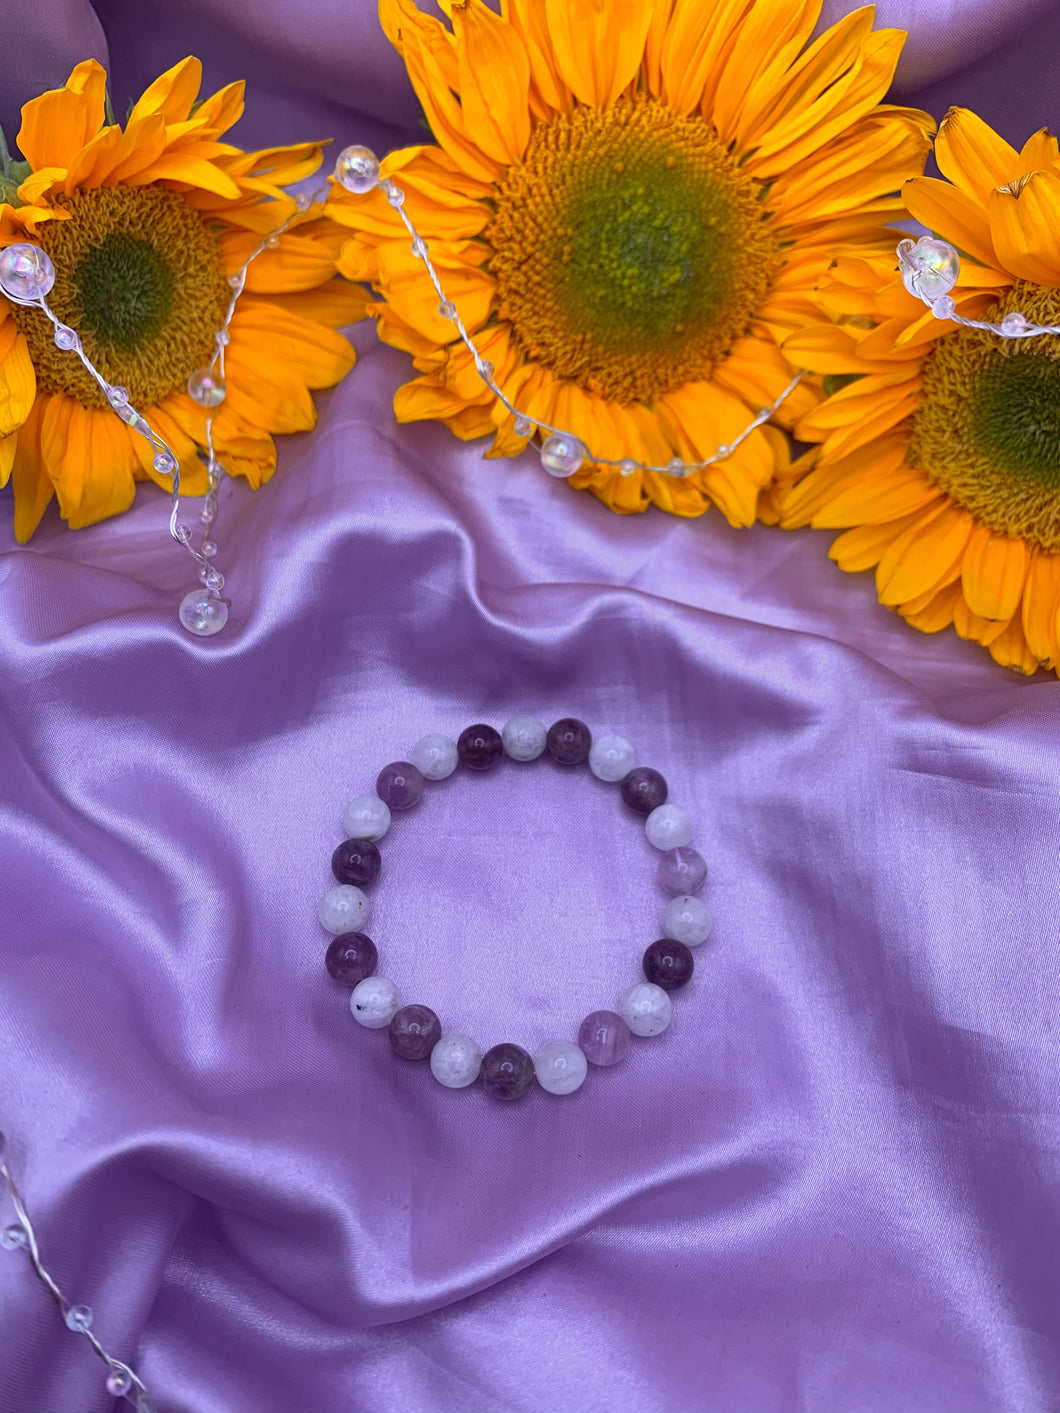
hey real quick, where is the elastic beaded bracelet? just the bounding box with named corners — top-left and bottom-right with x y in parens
top-left (318, 717), bottom-right (712, 1099)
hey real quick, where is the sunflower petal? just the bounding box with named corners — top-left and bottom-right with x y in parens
top-left (16, 58), bottom-right (107, 172)
top-left (899, 578), bottom-right (963, 633)
top-left (986, 616), bottom-right (1039, 674)
top-left (989, 172), bottom-right (1060, 287)
top-left (934, 107), bottom-right (1019, 204)
top-left (960, 525), bottom-right (1030, 622)
top-left (875, 503), bottom-right (974, 606)
top-left (11, 399), bottom-right (53, 541)
top-left (1021, 551), bottom-right (1060, 665)
top-left (903, 176), bottom-right (998, 270)
top-left (128, 57), bottom-right (204, 125)
top-left (544, 0), bottom-right (653, 108)
top-left (451, 0), bottom-right (532, 164)
top-left (0, 323), bottom-right (36, 438)
top-left (0, 430), bottom-right (14, 488)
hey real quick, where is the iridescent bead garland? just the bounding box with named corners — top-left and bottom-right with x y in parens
top-left (321, 716), bottom-right (713, 1099)
top-left (897, 234), bottom-right (1060, 339)
top-left (332, 145), bottom-right (805, 483)
top-left (0, 1133), bottom-right (158, 1409)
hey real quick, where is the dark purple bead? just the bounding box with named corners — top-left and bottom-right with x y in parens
top-left (481, 1043), bottom-right (535, 1100)
top-left (457, 723), bottom-right (503, 771)
top-left (643, 938), bottom-right (695, 991)
top-left (376, 761), bottom-right (424, 810)
top-left (621, 766), bottom-right (668, 815)
top-left (331, 838), bottom-right (381, 887)
top-left (547, 717), bottom-right (592, 765)
top-left (577, 1010), bottom-right (631, 1067)
top-left (388, 1004), bottom-right (442, 1060)
top-left (325, 932), bottom-right (378, 987)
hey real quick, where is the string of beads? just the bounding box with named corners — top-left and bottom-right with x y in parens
top-left (897, 234), bottom-right (1060, 338)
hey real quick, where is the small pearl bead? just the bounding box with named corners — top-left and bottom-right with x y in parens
top-left (502, 715), bottom-right (547, 761)
top-left (1, 1224), bottom-right (28, 1250)
top-left (662, 894), bottom-right (712, 946)
top-left (350, 975), bottom-right (400, 1028)
top-left (438, 299), bottom-right (457, 319)
top-left (412, 734), bottom-right (458, 780)
top-left (620, 982), bottom-right (672, 1037)
top-left (534, 1040), bottom-right (588, 1095)
top-left (589, 734), bottom-right (635, 782)
top-left (342, 795), bottom-right (391, 841)
top-left (335, 144), bottom-right (380, 194)
top-left (106, 1369), bottom-right (133, 1396)
top-left (645, 803), bottom-right (693, 851)
top-left (430, 1034), bottom-right (483, 1088)
top-left (897, 235), bottom-right (960, 301)
top-left (0, 243), bottom-right (55, 301)
top-left (186, 368), bottom-right (226, 407)
top-left (64, 1304), bottom-right (93, 1332)
top-left (54, 323), bottom-right (79, 351)
top-left (1001, 311), bottom-right (1028, 336)
top-left (540, 432), bottom-right (584, 477)
top-left (153, 451), bottom-right (176, 477)
top-left (178, 589), bottom-right (228, 637)
top-left (513, 415), bottom-right (532, 437)
top-left (318, 884), bottom-right (370, 936)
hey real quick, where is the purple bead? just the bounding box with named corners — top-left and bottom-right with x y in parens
top-left (331, 838), bottom-right (382, 887)
top-left (325, 932), bottom-right (378, 987)
top-left (643, 938), bottom-right (694, 991)
top-left (658, 846), bottom-right (707, 896)
top-left (376, 761), bottom-right (424, 810)
top-left (388, 1004), bottom-right (442, 1060)
top-left (621, 766), bottom-right (668, 815)
top-left (457, 723), bottom-right (503, 771)
top-left (547, 717), bottom-right (592, 765)
top-left (577, 1010), bottom-right (631, 1067)
top-left (481, 1043), bottom-right (535, 1099)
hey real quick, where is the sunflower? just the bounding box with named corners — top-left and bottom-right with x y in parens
top-left (0, 57), bottom-right (367, 541)
top-left (779, 107), bottom-right (1060, 675)
top-left (328, 0), bottom-right (932, 522)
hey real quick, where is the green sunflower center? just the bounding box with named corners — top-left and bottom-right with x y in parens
top-left (11, 185), bottom-right (229, 409)
top-left (908, 283), bottom-right (1060, 553)
top-left (486, 95), bottom-right (776, 404)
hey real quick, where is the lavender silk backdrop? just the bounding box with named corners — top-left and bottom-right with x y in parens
top-left (2, 4), bottom-right (1060, 1412)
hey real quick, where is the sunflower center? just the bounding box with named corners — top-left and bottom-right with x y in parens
top-left (908, 284), bottom-right (1060, 553)
top-left (11, 185), bottom-right (230, 409)
top-left (486, 95), bottom-right (775, 405)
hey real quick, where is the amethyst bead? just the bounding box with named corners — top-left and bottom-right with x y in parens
top-left (457, 723), bottom-right (503, 771)
top-left (621, 767), bottom-right (668, 815)
top-left (481, 1043), bottom-right (535, 1099)
top-left (547, 717), bottom-right (592, 765)
top-left (643, 938), bottom-right (695, 991)
top-left (331, 837), bottom-right (382, 887)
top-left (658, 846), bottom-right (707, 896)
top-left (376, 761), bottom-right (424, 811)
top-left (388, 1004), bottom-right (442, 1060)
top-left (325, 932), bottom-right (378, 987)
top-left (577, 1010), bottom-right (631, 1067)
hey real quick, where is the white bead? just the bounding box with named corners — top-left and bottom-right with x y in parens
top-left (0, 243), bottom-right (55, 301)
top-left (178, 589), bottom-right (228, 637)
top-left (64, 1304), bottom-right (93, 1332)
top-left (540, 432), bottom-right (584, 477)
top-left (342, 795), bottom-right (391, 840)
top-left (534, 1040), bottom-right (588, 1095)
top-left (662, 894), bottom-right (712, 946)
top-left (1001, 311), bottom-right (1028, 336)
top-left (430, 1033), bottom-right (483, 1088)
top-left (896, 235), bottom-right (959, 302)
top-left (318, 884), bottom-right (369, 936)
top-left (350, 976), bottom-right (400, 1029)
top-left (335, 144), bottom-right (380, 194)
top-left (502, 715), bottom-right (547, 761)
top-left (620, 982), bottom-right (672, 1037)
top-left (645, 803), bottom-right (693, 850)
top-left (588, 734), bottom-right (635, 782)
top-left (187, 368), bottom-right (226, 407)
top-left (412, 734), bottom-right (458, 781)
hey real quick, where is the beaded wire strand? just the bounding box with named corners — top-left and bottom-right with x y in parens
top-left (0, 1134), bottom-right (157, 1409)
top-left (897, 233), bottom-right (1060, 339)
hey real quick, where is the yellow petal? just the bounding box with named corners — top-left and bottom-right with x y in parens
top-left (545, 0), bottom-right (653, 108)
top-left (0, 322), bottom-right (36, 438)
top-left (502, 0), bottom-right (571, 115)
top-left (899, 578), bottom-right (962, 634)
top-left (451, 0), bottom-right (532, 164)
top-left (127, 57), bottom-right (203, 125)
top-left (934, 107), bottom-right (1019, 204)
top-left (126, 153), bottom-right (242, 200)
top-left (0, 429), bottom-right (14, 488)
top-left (989, 172), bottom-right (1060, 287)
top-left (16, 58), bottom-right (107, 172)
top-left (1021, 551), bottom-right (1060, 665)
top-left (903, 176), bottom-right (998, 270)
top-left (987, 616), bottom-right (1039, 674)
top-left (660, 0), bottom-right (751, 117)
top-left (183, 81), bottom-right (245, 137)
top-left (960, 525), bottom-right (1030, 621)
top-left (11, 398), bottom-right (53, 541)
top-left (714, 0), bottom-right (820, 147)
top-left (829, 513), bottom-right (921, 574)
top-left (875, 503), bottom-right (973, 606)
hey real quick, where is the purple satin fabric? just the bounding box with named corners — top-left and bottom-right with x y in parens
top-left (3, 5), bottom-right (1060, 1413)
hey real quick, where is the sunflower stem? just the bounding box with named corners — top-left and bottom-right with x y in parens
top-left (104, 89), bottom-right (116, 127)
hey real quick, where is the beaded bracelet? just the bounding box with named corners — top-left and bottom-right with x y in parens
top-left (318, 716), bottom-right (712, 1099)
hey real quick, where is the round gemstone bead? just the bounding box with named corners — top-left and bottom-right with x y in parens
top-left (457, 723), bottom-right (503, 770)
top-left (53, 323), bottom-right (79, 351)
top-left (481, 1043), bottom-right (535, 1100)
top-left (547, 717), bottom-right (592, 765)
top-left (643, 938), bottom-right (694, 991)
top-left (430, 1034), bottom-right (483, 1088)
top-left (376, 761), bottom-right (424, 811)
top-left (618, 458), bottom-right (638, 477)
top-left (318, 884), bottom-right (370, 936)
top-left (1001, 311), bottom-right (1029, 336)
top-left (658, 846), bottom-right (707, 895)
top-left (534, 1040), bottom-right (588, 1095)
top-left (620, 981), bottom-right (672, 1037)
top-left (342, 795), bottom-right (391, 841)
top-left (578, 1010), bottom-right (631, 1067)
top-left (153, 451), bottom-right (177, 477)
top-left (335, 144), bottom-right (380, 194)
top-left (331, 838), bottom-right (381, 887)
top-left (388, 1004), bottom-right (442, 1060)
top-left (412, 733), bottom-right (459, 781)
top-left (621, 767), bottom-right (667, 815)
top-left (0, 243), bottom-right (55, 301)
top-left (588, 734), bottom-right (635, 782)
top-left (897, 235), bottom-right (960, 302)
top-left (178, 589), bottom-right (228, 637)
top-left (438, 299), bottom-right (457, 319)
top-left (325, 932), bottom-right (378, 986)
top-left (513, 415), bottom-right (532, 437)
top-left (502, 715), bottom-right (547, 761)
top-left (645, 803), bottom-right (693, 851)
top-left (350, 975), bottom-right (400, 1029)
top-left (540, 432), bottom-right (585, 478)
top-left (106, 1369), bottom-right (133, 1396)
top-left (662, 894), bottom-right (713, 946)
top-left (64, 1304), bottom-right (93, 1332)
top-left (932, 294), bottom-right (956, 320)
top-left (1, 1224), bottom-right (28, 1250)
top-left (187, 368), bottom-right (226, 407)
